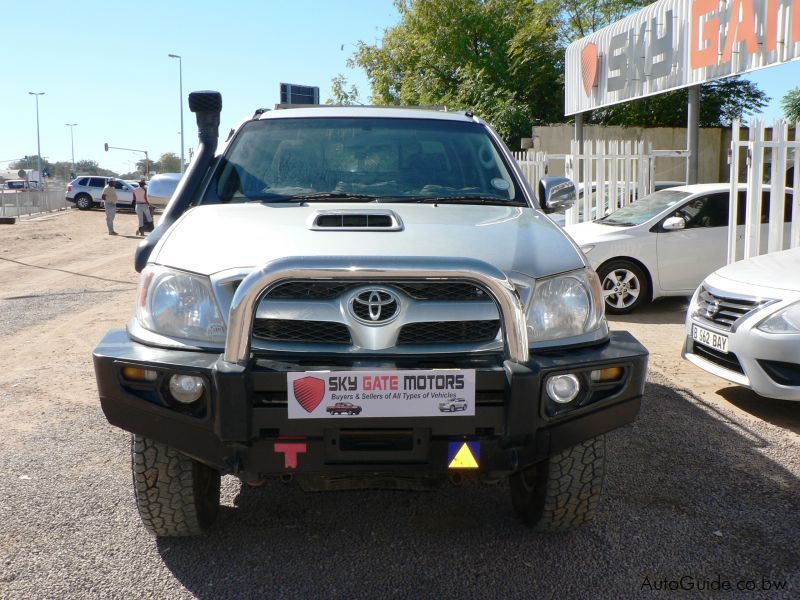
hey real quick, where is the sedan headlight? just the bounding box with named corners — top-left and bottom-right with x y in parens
top-left (527, 269), bottom-right (605, 342)
top-left (757, 302), bottom-right (800, 334)
top-left (136, 266), bottom-right (226, 344)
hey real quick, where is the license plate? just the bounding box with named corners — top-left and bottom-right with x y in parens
top-left (692, 323), bottom-right (729, 354)
top-left (287, 369), bottom-right (476, 419)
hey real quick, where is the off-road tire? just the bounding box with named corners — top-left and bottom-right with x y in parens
top-left (131, 434), bottom-right (220, 537)
top-left (75, 194), bottom-right (93, 210)
top-left (509, 435), bottom-right (605, 532)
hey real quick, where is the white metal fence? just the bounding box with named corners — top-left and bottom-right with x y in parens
top-left (514, 141), bottom-right (688, 225)
top-left (0, 188), bottom-right (68, 219)
top-left (728, 119), bottom-right (800, 263)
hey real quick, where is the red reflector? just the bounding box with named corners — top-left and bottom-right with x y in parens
top-left (274, 438), bottom-right (307, 469)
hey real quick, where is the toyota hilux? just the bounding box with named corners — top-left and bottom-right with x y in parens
top-left (93, 91), bottom-right (648, 537)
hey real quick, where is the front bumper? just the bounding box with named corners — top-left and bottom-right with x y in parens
top-left (683, 320), bottom-right (800, 401)
top-left (94, 329), bottom-right (648, 479)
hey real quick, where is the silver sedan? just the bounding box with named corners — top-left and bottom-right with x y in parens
top-left (683, 247), bottom-right (800, 400)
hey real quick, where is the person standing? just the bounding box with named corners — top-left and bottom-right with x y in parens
top-left (133, 179), bottom-right (152, 236)
top-left (102, 178), bottom-right (118, 235)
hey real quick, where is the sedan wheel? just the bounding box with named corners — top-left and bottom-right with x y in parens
top-left (598, 260), bottom-right (649, 314)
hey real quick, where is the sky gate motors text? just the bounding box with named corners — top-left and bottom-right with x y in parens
top-left (328, 374), bottom-right (467, 392)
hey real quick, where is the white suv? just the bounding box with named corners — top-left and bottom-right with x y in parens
top-left (66, 176), bottom-right (135, 210)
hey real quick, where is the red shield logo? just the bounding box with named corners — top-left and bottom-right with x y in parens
top-left (581, 43), bottom-right (598, 95)
top-left (292, 376), bottom-right (326, 413)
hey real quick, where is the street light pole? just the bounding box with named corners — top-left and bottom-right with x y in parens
top-left (28, 92), bottom-right (44, 187)
top-left (168, 53), bottom-right (184, 174)
top-left (65, 123), bottom-right (77, 177)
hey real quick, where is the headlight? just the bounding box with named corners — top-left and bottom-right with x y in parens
top-left (757, 302), bottom-right (800, 334)
top-left (136, 266), bottom-right (226, 344)
top-left (527, 269), bottom-right (605, 342)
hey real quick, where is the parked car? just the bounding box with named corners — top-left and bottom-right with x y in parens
top-left (326, 402), bottom-right (363, 415)
top-left (683, 247), bottom-right (800, 400)
top-left (565, 183), bottom-right (794, 314)
top-left (550, 181), bottom-right (684, 227)
top-left (438, 398), bottom-right (468, 412)
top-left (5, 179), bottom-right (33, 190)
top-left (93, 92), bottom-right (648, 537)
top-left (65, 176), bottom-right (135, 210)
top-left (146, 172), bottom-right (182, 208)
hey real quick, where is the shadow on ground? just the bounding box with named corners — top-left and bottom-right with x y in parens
top-left (609, 296), bottom-right (690, 326)
top-left (155, 374), bottom-right (798, 599)
top-left (717, 386), bottom-right (800, 435)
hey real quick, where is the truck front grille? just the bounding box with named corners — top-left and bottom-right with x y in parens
top-left (248, 279), bottom-right (501, 353)
top-left (266, 280), bottom-right (488, 301)
top-left (397, 320), bottom-right (500, 345)
top-left (695, 287), bottom-right (768, 331)
top-left (253, 319), bottom-right (351, 344)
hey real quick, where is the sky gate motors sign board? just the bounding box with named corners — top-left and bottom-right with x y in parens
top-left (565, 0), bottom-right (800, 115)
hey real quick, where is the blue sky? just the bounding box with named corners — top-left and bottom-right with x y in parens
top-left (1, 0), bottom-right (798, 175)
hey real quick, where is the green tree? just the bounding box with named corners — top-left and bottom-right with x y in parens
top-left (351, 0), bottom-right (769, 140)
top-left (782, 87), bottom-right (800, 124)
top-left (556, 0), bottom-right (646, 40)
top-left (350, 0), bottom-right (564, 143)
top-left (589, 78), bottom-right (769, 127)
top-left (157, 153), bottom-right (182, 172)
top-left (11, 155), bottom-right (54, 174)
top-left (326, 74), bottom-right (361, 105)
top-left (74, 159), bottom-right (117, 177)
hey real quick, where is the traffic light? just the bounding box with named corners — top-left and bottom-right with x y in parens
top-left (104, 143), bottom-right (109, 151)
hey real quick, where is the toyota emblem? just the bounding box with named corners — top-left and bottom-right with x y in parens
top-left (349, 288), bottom-right (399, 324)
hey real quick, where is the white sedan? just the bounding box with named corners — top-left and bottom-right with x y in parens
top-left (683, 247), bottom-right (800, 400)
top-left (565, 184), bottom-right (794, 314)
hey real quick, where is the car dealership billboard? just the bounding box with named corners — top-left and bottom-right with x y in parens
top-left (565, 0), bottom-right (800, 115)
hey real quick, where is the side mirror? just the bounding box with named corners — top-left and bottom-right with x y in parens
top-left (662, 216), bottom-right (686, 231)
top-left (538, 176), bottom-right (576, 214)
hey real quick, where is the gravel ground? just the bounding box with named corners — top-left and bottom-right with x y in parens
top-left (0, 212), bottom-right (798, 598)
top-left (1, 368), bottom-right (798, 598)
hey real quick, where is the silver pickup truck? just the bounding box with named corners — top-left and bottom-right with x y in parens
top-left (93, 92), bottom-right (648, 537)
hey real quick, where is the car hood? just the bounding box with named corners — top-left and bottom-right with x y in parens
top-left (563, 220), bottom-right (639, 245)
top-left (152, 202), bottom-right (584, 278)
top-left (712, 247), bottom-right (800, 292)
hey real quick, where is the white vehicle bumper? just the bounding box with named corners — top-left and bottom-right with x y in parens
top-left (682, 282), bottom-right (800, 401)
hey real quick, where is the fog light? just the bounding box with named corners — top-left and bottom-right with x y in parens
top-left (169, 374), bottom-right (205, 404)
top-left (546, 374), bottom-right (580, 404)
top-left (590, 366), bottom-right (624, 383)
top-left (121, 367), bottom-right (157, 382)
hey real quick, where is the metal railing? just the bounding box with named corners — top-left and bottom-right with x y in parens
top-left (0, 188), bottom-right (68, 218)
top-left (728, 119), bottom-right (800, 263)
top-left (514, 142), bottom-right (689, 225)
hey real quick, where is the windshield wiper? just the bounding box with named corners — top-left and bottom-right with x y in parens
top-left (402, 195), bottom-right (517, 206)
top-left (599, 218), bottom-right (636, 226)
top-left (281, 192), bottom-right (384, 202)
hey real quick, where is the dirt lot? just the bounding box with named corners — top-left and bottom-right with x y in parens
top-left (0, 210), bottom-right (798, 598)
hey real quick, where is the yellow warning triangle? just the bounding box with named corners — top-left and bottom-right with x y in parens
top-left (449, 443), bottom-right (479, 469)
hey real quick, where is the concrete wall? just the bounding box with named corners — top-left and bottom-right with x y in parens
top-left (529, 125), bottom-right (729, 183)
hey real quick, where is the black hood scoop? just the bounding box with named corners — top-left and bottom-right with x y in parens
top-left (310, 210), bottom-right (404, 231)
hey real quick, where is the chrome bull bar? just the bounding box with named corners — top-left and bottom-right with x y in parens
top-left (223, 256), bottom-right (529, 365)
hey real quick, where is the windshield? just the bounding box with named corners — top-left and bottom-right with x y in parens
top-left (598, 189), bottom-right (692, 226)
top-left (203, 117), bottom-right (524, 205)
